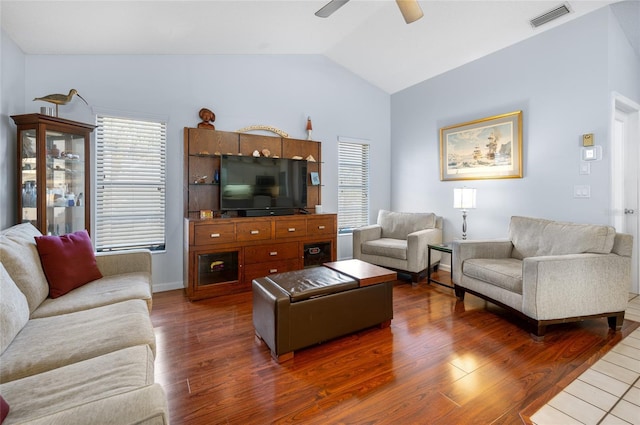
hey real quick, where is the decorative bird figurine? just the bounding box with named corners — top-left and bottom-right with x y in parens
top-left (33, 89), bottom-right (88, 117)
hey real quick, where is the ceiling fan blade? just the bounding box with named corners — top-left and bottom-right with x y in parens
top-left (315, 0), bottom-right (350, 18)
top-left (396, 0), bottom-right (424, 24)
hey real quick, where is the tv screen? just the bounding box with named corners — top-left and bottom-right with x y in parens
top-left (220, 155), bottom-right (307, 211)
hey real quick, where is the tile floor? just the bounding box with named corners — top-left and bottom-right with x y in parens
top-left (531, 294), bottom-right (640, 425)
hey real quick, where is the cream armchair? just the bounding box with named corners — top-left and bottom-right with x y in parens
top-left (353, 210), bottom-right (443, 282)
top-left (452, 216), bottom-right (632, 338)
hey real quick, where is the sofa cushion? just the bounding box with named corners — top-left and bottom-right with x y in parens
top-left (361, 238), bottom-right (408, 260)
top-left (4, 384), bottom-right (168, 425)
top-left (0, 299), bottom-right (155, 383)
top-left (378, 210), bottom-right (436, 240)
top-left (35, 229), bottom-right (103, 298)
top-left (0, 223), bottom-right (49, 314)
top-left (0, 264), bottom-right (30, 356)
top-left (0, 345), bottom-right (157, 425)
top-left (463, 258), bottom-right (523, 294)
top-left (30, 271), bottom-right (152, 319)
top-left (509, 216), bottom-right (616, 260)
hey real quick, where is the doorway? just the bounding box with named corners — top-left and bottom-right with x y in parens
top-left (611, 92), bottom-right (640, 294)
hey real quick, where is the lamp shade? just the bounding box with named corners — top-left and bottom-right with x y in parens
top-left (453, 187), bottom-right (477, 209)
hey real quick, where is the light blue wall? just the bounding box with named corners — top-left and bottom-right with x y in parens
top-left (390, 6), bottom-right (639, 250)
top-left (6, 53), bottom-right (390, 291)
top-left (1, 30), bottom-right (25, 230)
top-left (608, 4), bottom-right (640, 98)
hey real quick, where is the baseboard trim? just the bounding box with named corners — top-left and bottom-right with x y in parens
top-left (152, 281), bottom-right (184, 293)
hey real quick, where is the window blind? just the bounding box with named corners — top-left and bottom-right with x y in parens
top-left (338, 141), bottom-right (370, 233)
top-left (95, 115), bottom-right (166, 251)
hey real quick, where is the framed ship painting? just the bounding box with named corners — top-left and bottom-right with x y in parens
top-left (440, 111), bottom-right (523, 181)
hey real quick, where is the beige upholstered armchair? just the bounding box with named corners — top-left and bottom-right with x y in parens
top-left (452, 216), bottom-right (632, 338)
top-left (353, 210), bottom-right (443, 282)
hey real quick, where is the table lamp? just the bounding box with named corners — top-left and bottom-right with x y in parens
top-left (453, 187), bottom-right (477, 240)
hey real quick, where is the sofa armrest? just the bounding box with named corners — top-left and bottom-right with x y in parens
top-left (95, 249), bottom-right (152, 277)
top-left (352, 225), bottom-right (382, 259)
top-left (522, 253), bottom-right (630, 320)
top-left (452, 239), bottom-right (513, 284)
top-left (407, 228), bottom-right (443, 270)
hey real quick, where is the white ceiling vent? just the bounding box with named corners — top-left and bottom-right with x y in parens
top-left (530, 2), bottom-right (572, 28)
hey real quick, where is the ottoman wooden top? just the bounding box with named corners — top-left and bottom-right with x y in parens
top-left (323, 259), bottom-right (397, 287)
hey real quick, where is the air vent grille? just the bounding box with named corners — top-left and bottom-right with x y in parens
top-left (530, 3), bottom-right (572, 28)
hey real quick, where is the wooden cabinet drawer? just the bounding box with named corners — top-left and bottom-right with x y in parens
top-left (306, 216), bottom-right (336, 237)
top-left (236, 221), bottom-right (272, 242)
top-left (244, 259), bottom-right (300, 283)
top-left (194, 223), bottom-right (236, 245)
top-left (275, 218), bottom-right (307, 239)
top-left (244, 242), bottom-right (299, 264)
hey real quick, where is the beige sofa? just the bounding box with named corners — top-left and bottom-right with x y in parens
top-left (452, 216), bottom-right (632, 338)
top-left (353, 210), bottom-right (443, 282)
top-left (0, 223), bottom-right (169, 424)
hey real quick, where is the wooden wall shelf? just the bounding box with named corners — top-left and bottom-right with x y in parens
top-left (184, 128), bottom-right (322, 219)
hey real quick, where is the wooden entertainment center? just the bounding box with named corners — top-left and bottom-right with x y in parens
top-left (183, 128), bottom-right (336, 300)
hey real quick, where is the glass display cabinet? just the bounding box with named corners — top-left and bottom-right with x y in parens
top-left (11, 114), bottom-right (95, 236)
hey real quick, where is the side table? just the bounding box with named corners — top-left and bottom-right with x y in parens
top-left (427, 243), bottom-right (454, 289)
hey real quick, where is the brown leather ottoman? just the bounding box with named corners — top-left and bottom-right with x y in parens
top-left (252, 265), bottom-right (394, 362)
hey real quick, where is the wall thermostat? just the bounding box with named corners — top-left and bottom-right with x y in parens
top-left (582, 145), bottom-right (602, 161)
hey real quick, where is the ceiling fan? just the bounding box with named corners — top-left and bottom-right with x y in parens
top-left (315, 0), bottom-right (424, 24)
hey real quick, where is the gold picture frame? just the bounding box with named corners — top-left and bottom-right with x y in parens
top-left (199, 210), bottom-right (213, 219)
top-left (440, 110), bottom-right (523, 181)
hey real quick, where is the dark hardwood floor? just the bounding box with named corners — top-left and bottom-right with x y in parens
top-left (151, 271), bottom-right (638, 425)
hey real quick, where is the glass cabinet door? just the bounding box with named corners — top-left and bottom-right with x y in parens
top-left (19, 129), bottom-right (38, 227)
top-left (196, 251), bottom-right (240, 287)
top-left (45, 130), bottom-right (86, 235)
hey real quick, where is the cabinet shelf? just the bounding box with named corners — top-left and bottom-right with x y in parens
top-left (48, 156), bottom-right (83, 162)
top-left (190, 153), bottom-right (220, 158)
top-left (47, 205), bottom-right (84, 209)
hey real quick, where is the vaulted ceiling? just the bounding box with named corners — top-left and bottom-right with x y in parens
top-left (1, 1), bottom-right (627, 94)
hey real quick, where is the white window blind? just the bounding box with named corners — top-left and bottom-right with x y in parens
top-left (338, 141), bottom-right (370, 233)
top-left (95, 115), bottom-right (166, 251)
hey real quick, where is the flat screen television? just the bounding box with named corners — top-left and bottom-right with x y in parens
top-left (220, 155), bottom-right (307, 214)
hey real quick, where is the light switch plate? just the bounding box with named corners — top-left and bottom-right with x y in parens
top-left (579, 162), bottom-right (591, 175)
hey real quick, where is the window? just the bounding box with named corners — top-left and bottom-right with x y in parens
top-left (338, 139), bottom-right (370, 234)
top-left (95, 115), bottom-right (167, 251)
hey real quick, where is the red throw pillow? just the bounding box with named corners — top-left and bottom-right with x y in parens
top-left (35, 230), bottom-right (103, 298)
top-left (0, 394), bottom-right (9, 424)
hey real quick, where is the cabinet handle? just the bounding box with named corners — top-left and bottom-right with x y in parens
top-left (288, 228), bottom-right (296, 232)
top-left (318, 225), bottom-right (325, 230)
top-left (270, 251), bottom-right (278, 256)
top-left (270, 269), bottom-right (278, 273)
top-left (250, 230), bottom-right (259, 235)
top-left (210, 233), bottom-right (220, 238)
